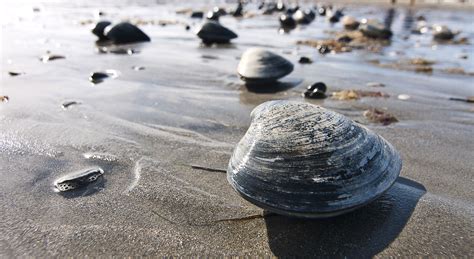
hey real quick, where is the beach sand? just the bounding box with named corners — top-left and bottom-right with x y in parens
top-left (1, 0), bottom-right (473, 256)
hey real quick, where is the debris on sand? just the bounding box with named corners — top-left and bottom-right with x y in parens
top-left (297, 30), bottom-right (390, 54)
top-left (409, 58), bottom-right (435, 66)
top-left (62, 101), bottom-right (81, 110)
top-left (39, 54), bottom-right (65, 63)
top-left (8, 71), bottom-right (24, 76)
top-left (363, 108), bottom-right (398, 125)
top-left (332, 90), bottom-right (389, 100)
top-left (297, 39), bottom-right (350, 54)
top-left (441, 67), bottom-right (474, 76)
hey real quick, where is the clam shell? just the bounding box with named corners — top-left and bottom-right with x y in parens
top-left (433, 25), bottom-right (454, 41)
top-left (54, 167), bottom-right (104, 192)
top-left (237, 48), bottom-right (294, 83)
top-left (196, 21), bottom-right (238, 44)
top-left (92, 21), bottom-right (112, 40)
top-left (359, 19), bottom-right (392, 39)
top-left (227, 101), bottom-right (402, 218)
top-left (105, 22), bottom-right (150, 44)
top-left (342, 16), bottom-right (360, 30)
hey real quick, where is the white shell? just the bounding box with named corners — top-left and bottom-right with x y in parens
top-left (237, 48), bottom-right (294, 83)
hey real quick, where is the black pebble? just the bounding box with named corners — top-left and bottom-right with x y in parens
top-left (279, 14), bottom-right (296, 28)
top-left (191, 11), bottom-right (204, 18)
top-left (89, 72), bottom-right (109, 84)
top-left (303, 82), bottom-right (327, 99)
top-left (299, 57), bottom-right (312, 64)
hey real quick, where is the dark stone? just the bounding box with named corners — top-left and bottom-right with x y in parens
top-left (191, 11), bottom-right (204, 18)
top-left (298, 57), bottom-right (312, 64)
top-left (303, 82), bottom-right (327, 99)
top-left (279, 14), bottom-right (296, 29)
top-left (89, 72), bottom-right (109, 84)
top-left (105, 22), bottom-right (150, 44)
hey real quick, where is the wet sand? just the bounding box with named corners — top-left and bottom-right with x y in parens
top-left (1, 0), bottom-right (473, 257)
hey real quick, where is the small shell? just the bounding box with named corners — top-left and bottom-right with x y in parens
top-left (196, 21), bottom-right (238, 44)
top-left (359, 19), bottom-right (392, 39)
top-left (105, 22), bottom-right (150, 44)
top-left (432, 25), bottom-right (455, 41)
top-left (54, 167), bottom-right (104, 192)
top-left (237, 48), bottom-right (294, 83)
top-left (227, 101), bottom-right (402, 218)
top-left (342, 16), bottom-right (360, 30)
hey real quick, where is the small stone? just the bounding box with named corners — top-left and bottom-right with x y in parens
top-left (191, 11), bottom-right (204, 18)
top-left (303, 82), bottom-right (327, 99)
top-left (89, 72), bottom-right (109, 84)
top-left (279, 14), bottom-right (296, 29)
top-left (298, 56), bottom-right (312, 64)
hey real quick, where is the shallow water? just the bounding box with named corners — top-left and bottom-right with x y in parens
top-left (1, 0), bottom-right (473, 256)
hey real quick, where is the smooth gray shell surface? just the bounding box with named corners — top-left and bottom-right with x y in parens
top-left (237, 48), bottom-right (294, 83)
top-left (227, 101), bottom-right (402, 218)
top-left (196, 21), bottom-right (238, 44)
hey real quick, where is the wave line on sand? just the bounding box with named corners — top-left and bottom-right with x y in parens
top-left (124, 157), bottom-right (144, 194)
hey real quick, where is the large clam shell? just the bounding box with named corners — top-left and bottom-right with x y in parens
top-left (227, 101), bottom-right (402, 218)
top-left (104, 22), bottom-right (151, 44)
top-left (237, 48), bottom-right (294, 83)
top-left (196, 21), bottom-right (238, 44)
